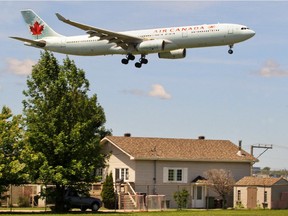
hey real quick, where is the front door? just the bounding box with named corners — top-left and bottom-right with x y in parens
top-left (247, 187), bottom-right (257, 209)
top-left (192, 185), bottom-right (205, 208)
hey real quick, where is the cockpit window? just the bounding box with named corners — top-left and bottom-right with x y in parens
top-left (241, 27), bottom-right (250, 30)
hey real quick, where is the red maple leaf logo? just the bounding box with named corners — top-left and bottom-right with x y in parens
top-left (30, 21), bottom-right (44, 36)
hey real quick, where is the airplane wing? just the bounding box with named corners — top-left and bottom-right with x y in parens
top-left (10, 36), bottom-right (46, 47)
top-left (56, 13), bottom-right (143, 50)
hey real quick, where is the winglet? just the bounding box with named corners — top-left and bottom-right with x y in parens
top-left (55, 13), bottom-right (67, 22)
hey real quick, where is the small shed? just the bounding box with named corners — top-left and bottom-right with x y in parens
top-left (234, 176), bottom-right (288, 209)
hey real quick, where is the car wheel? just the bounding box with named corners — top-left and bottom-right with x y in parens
top-left (91, 202), bottom-right (99, 212)
top-left (81, 206), bottom-right (87, 212)
top-left (63, 203), bottom-right (71, 212)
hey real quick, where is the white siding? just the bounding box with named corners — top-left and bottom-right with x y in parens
top-left (135, 160), bottom-right (251, 186)
top-left (102, 143), bottom-right (136, 182)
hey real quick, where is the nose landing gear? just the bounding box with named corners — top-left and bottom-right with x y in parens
top-left (228, 44), bottom-right (234, 54)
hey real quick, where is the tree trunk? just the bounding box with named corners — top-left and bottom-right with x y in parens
top-left (222, 195), bottom-right (227, 209)
top-left (54, 185), bottom-right (66, 213)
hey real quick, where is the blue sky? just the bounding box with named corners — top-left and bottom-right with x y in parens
top-left (1, 1), bottom-right (288, 169)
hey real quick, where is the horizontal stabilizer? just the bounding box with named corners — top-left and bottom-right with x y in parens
top-left (10, 36), bottom-right (46, 47)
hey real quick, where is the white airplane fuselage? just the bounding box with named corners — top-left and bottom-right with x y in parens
top-left (30, 23), bottom-right (254, 56)
top-left (12, 10), bottom-right (255, 67)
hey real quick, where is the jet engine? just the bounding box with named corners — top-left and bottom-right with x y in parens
top-left (158, 49), bottom-right (186, 59)
top-left (136, 39), bottom-right (165, 52)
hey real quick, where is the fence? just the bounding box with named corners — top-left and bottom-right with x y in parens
top-left (127, 184), bottom-right (224, 209)
top-left (1, 184), bottom-right (44, 208)
top-left (121, 194), bottom-right (166, 211)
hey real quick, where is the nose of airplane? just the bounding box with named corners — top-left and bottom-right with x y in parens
top-left (249, 29), bottom-right (256, 38)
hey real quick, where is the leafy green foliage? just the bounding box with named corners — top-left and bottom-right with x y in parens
top-left (0, 106), bottom-right (30, 197)
top-left (101, 173), bottom-right (116, 209)
top-left (23, 51), bottom-right (111, 212)
top-left (173, 188), bottom-right (189, 210)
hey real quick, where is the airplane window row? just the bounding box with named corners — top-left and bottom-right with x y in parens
top-left (67, 39), bottom-right (99, 43)
top-left (139, 29), bottom-right (220, 38)
top-left (191, 29), bottom-right (220, 33)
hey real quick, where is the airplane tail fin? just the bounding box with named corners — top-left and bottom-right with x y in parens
top-left (21, 9), bottom-right (63, 39)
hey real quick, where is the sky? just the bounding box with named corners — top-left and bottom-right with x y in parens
top-left (1, 1), bottom-right (288, 170)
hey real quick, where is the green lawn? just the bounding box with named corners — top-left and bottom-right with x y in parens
top-left (0, 209), bottom-right (288, 216)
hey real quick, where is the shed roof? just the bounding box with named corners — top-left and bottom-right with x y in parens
top-left (102, 136), bottom-right (257, 162)
top-left (235, 176), bottom-right (288, 186)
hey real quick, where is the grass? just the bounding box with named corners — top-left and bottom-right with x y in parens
top-left (0, 209), bottom-right (288, 216)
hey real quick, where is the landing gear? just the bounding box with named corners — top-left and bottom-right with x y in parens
top-left (228, 44), bottom-right (234, 54)
top-left (121, 54), bottom-right (135, 65)
top-left (121, 54), bottom-right (148, 68)
top-left (135, 55), bottom-right (148, 68)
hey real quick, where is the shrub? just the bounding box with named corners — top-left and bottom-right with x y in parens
top-left (173, 188), bottom-right (189, 210)
top-left (101, 173), bottom-right (116, 209)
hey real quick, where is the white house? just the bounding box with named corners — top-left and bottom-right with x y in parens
top-left (101, 135), bottom-right (256, 209)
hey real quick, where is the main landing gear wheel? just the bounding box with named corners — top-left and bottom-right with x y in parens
top-left (121, 54), bottom-right (135, 65)
top-left (228, 44), bottom-right (234, 54)
top-left (135, 55), bottom-right (148, 68)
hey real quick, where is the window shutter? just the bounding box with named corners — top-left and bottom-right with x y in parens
top-left (163, 167), bottom-right (168, 183)
top-left (182, 168), bottom-right (188, 183)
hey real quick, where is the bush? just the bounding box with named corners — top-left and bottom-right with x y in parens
top-left (101, 173), bottom-right (116, 209)
top-left (173, 188), bottom-right (189, 210)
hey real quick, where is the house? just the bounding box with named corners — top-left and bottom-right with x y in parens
top-left (101, 135), bottom-right (257, 209)
top-left (234, 176), bottom-right (288, 209)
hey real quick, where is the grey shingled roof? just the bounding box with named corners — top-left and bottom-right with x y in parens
top-left (102, 136), bottom-right (257, 162)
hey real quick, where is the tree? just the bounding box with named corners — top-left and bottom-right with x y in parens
top-left (204, 169), bottom-right (235, 209)
top-left (262, 167), bottom-right (271, 175)
top-left (101, 172), bottom-right (116, 209)
top-left (23, 51), bottom-right (110, 212)
top-left (0, 106), bottom-right (29, 198)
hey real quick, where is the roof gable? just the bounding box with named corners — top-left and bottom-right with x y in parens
top-left (235, 176), bottom-right (288, 186)
top-left (102, 136), bottom-right (256, 162)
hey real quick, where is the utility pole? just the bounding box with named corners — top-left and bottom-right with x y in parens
top-left (250, 144), bottom-right (273, 176)
top-left (251, 144), bottom-right (273, 160)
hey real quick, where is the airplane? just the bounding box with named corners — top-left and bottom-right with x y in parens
top-left (11, 9), bottom-right (255, 68)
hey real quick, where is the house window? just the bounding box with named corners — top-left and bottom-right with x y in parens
top-left (95, 168), bottom-right (103, 181)
top-left (197, 186), bottom-right (202, 200)
top-left (115, 168), bottom-right (129, 181)
top-left (168, 169), bottom-right (175, 181)
top-left (163, 167), bottom-right (187, 183)
top-left (264, 191), bottom-right (267, 203)
top-left (177, 169), bottom-right (182, 181)
top-left (237, 190), bottom-right (241, 201)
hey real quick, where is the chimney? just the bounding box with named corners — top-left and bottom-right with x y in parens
top-left (198, 136), bottom-right (205, 140)
top-left (237, 140), bottom-right (243, 156)
top-left (238, 140), bottom-right (242, 150)
top-left (124, 133), bottom-right (131, 137)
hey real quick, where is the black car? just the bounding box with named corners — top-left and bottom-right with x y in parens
top-left (64, 189), bottom-right (102, 212)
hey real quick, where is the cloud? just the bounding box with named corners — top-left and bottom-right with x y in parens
top-left (122, 84), bottom-right (172, 100)
top-left (256, 60), bottom-right (288, 77)
top-left (5, 58), bottom-right (36, 76)
top-left (148, 84), bottom-right (172, 100)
